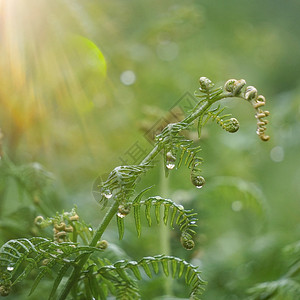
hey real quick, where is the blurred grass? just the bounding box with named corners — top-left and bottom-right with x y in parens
top-left (0, 0), bottom-right (299, 299)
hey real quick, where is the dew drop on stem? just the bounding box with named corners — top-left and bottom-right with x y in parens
top-left (191, 174), bottom-right (205, 189)
top-left (166, 163), bottom-right (175, 170)
top-left (102, 189), bottom-right (112, 199)
top-left (166, 151), bottom-right (176, 170)
top-left (117, 212), bottom-right (126, 218)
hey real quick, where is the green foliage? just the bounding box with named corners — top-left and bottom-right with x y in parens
top-left (0, 76), bottom-right (271, 299)
top-left (1, 1), bottom-right (299, 298)
top-left (0, 237), bottom-right (98, 298)
top-left (248, 238), bottom-right (300, 300)
top-left (80, 255), bottom-right (205, 300)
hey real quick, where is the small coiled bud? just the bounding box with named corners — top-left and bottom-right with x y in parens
top-left (54, 222), bottom-right (66, 231)
top-left (180, 236), bottom-right (195, 250)
top-left (97, 240), bottom-right (108, 250)
top-left (224, 118), bottom-right (240, 133)
top-left (69, 214), bottom-right (79, 221)
top-left (191, 173), bottom-right (205, 189)
top-left (260, 134), bottom-right (270, 141)
top-left (199, 77), bottom-right (214, 91)
top-left (244, 86), bottom-right (258, 101)
top-left (34, 216), bottom-right (45, 227)
top-left (232, 79), bottom-right (246, 96)
top-left (64, 225), bottom-right (73, 232)
top-left (253, 95), bottom-right (266, 108)
top-left (0, 284), bottom-right (11, 297)
top-left (42, 259), bottom-right (50, 265)
top-left (224, 79), bottom-right (237, 92)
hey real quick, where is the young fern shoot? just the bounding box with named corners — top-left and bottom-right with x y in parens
top-left (0, 76), bottom-right (270, 299)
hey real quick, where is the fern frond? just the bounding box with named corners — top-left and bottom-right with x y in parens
top-left (0, 237), bottom-right (99, 297)
top-left (96, 164), bottom-right (152, 209)
top-left (175, 138), bottom-right (202, 170)
top-left (197, 105), bottom-right (240, 139)
top-left (194, 77), bottom-right (224, 104)
top-left (81, 259), bottom-right (140, 300)
top-left (131, 196), bottom-right (198, 250)
top-left (87, 255), bottom-right (206, 299)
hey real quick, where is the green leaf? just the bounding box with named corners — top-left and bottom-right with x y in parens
top-left (116, 215), bottom-right (125, 240)
top-left (161, 259), bottom-right (169, 277)
top-left (163, 203), bottom-right (171, 225)
top-left (141, 262), bottom-right (152, 278)
top-left (48, 264), bottom-right (71, 300)
top-left (133, 205), bottom-right (141, 237)
top-left (127, 262), bottom-right (141, 280)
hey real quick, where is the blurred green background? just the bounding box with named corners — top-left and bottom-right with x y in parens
top-left (0, 0), bottom-right (300, 299)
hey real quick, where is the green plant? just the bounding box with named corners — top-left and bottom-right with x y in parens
top-left (0, 77), bottom-right (270, 299)
top-left (248, 240), bottom-right (300, 300)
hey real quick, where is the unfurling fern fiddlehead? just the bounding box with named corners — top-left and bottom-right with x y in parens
top-left (0, 76), bottom-right (270, 299)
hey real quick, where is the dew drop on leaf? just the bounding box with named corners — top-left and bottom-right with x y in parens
top-left (117, 212), bottom-right (126, 218)
top-left (166, 163), bottom-right (175, 170)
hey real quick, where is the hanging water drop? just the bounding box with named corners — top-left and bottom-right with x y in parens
top-left (102, 189), bottom-right (112, 199)
top-left (166, 151), bottom-right (176, 170)
top-left (166, 163), bottom-right (175, 170)
top-left (7, 266), bottom-right (14, 271)
top-left (191, 173), bottom-right (205, 189)
top-left (117, 212), bottom-right (126, 218)
top-left (88, 227), bottom-right (93, 232)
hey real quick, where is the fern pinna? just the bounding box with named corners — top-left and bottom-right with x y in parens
top-left (0, 77), bottom-right (270, 299)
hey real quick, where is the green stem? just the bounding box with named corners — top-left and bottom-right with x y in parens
top-left (58, 201), bottom-right (119, 300)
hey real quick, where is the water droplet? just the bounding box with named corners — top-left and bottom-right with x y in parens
top-left (177, 205), bottom-right (184, 210)
top-left (117, 212), bottom-right (126, 218)
top-left (190, 221), bottom-right (197, 225)
top-left (166, 151), bottom-right (176, 170)
top-left (88, 227), bottom-right (93, 232)
top-left (7, 266), bottom-right (14, 271)
top-left (166, 163), bottom-right (175, 170)
top-left (102, 189), bottom-right (112, 199)
top-left (191, 174), bottom-right (205, 189)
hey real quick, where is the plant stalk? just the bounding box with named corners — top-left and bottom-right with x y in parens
top-left (58, 201), bottom-right (119, 300)
top-left (59, 96), bottom-right (223, 299)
